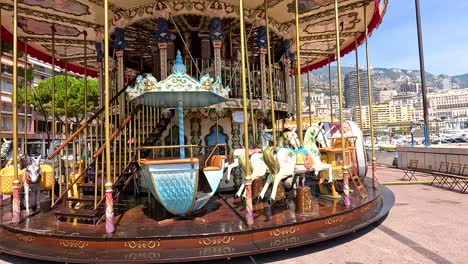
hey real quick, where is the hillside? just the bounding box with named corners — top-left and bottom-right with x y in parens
top-left (303, 66), bottom-right (468, 92)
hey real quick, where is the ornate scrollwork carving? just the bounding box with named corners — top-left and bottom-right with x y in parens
top-left (59, 240), bottom-right (89, 249)
top-left (16, 234), bottom-right (35, 242)
top-left (124, 240), bottom-right (161, 249)
top-left (198, 236), bottom-right (235, 246)
top-left (325, 215), bottom-right (344, 225)
top-left (269, 226), bottom-right (299, 237)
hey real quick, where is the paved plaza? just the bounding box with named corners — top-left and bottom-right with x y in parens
top-left (1, 164), bottom-right (467, 264)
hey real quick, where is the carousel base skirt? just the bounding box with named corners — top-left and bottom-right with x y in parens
top-left (0, 179), bottom-right (394, 263)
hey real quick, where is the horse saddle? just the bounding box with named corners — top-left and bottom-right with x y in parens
top-left (293, 148), bottom-right (312, 170)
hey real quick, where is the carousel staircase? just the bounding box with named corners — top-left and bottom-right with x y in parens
top-left (49, 75), bottom-right (159, 224)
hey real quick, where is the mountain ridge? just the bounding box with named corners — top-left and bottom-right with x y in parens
top-left (303, 66), bottom-right (468, 92)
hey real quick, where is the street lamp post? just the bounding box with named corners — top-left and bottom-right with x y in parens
top-left (415, 0), bottom-right (430, 147)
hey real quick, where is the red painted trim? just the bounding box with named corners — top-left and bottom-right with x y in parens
top-left (300, 0), bottom-right (384, 73)
top-left (1, 26), bottom-right (98, 77)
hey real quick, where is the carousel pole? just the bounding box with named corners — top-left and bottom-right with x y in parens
top-left (83, 30), bottom-right (88, 168)
top-left (355, 37), bottom-right (363, 130)
top-left (239, 0), bottom-right (253, 226)
top-left (264, 0), bottom-right (276, 146)
top-left (328, 58), bottom-right (333, 122)
top-left (11, 0), bottom-right (21, 223)
top-left (294, 0), bottom-right (303, 143)
top-left (51, 25), bottom-right (57, 205)
top-left (364, 6), bottom-right (378, 188)
top-left (243, 29), bottom-right (256, 148)
top-left (333, 0), bottom-right (351, 207)
top-left (64, 60), bottom-right (69, 201)
top-left (307, 63), bottom-right (312, 126)
top-left (23, 40), bottom-right (28, 154)
top-left (103, 0), bottom-right (115, 233)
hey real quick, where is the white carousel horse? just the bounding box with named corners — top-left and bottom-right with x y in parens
top-left (225, 129), bottom-right (272, 199)
top-left (23, 156), bottom-right (42, 214)
top-left (1, 138), bottom-right (30, 169)
top-left (303, 124), bottom-right (333, 182)
top-left (259, 127), bottom-right (334, 204)
top-left (259, 131), bottom-right (297, 205)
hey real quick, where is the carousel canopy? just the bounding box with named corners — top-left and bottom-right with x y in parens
top-left (0, 0), bottom-right (388, 75)
top-left (126, 50), bottom-right (229, 108)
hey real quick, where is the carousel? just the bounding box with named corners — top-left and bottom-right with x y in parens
top-left (0, 0), bottom-right (394, 262)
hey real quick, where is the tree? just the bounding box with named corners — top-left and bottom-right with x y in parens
top-left (17, 75), bottom-right (99, 130)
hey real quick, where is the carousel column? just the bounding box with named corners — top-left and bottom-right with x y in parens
top-left (283, 40), bottom-right (293, 115)
top-left (257, 24), bottom-right (267, 112)
top-left (104, 0), bottom-right (115, 233)
top-left (200, 33), bottom-right (211, 74)
top-left (155, 16), bottom-right (172, 80)
top-left (210, 17), bottom-right (225, 79)
top-left (114, 25), bottom-right (125, 126)
top-left (12, 0), bottom-right (21, 223)
top-left (333, 0), bottom-right (351, 207)
top-left (158, 42), bottom-right (168, 80)
top-left (264, 0), bottom-right (277, 146)
top-left (364, 6), bottom-right (379, 188)
top-left (0, 7), bottom-right (2, 206)
top-left (239, 0), bottom-right (254, 226)
top-left (95, 29), bottom-right (104, 108)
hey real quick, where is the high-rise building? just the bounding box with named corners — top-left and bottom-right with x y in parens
top-left (344, 69), bottom-right (376, 109)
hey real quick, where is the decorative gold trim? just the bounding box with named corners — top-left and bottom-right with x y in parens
top-left (59, 240), bottom-right (90, 249)
top-left (269, 226), bottom-right (300, 237)
top-left (124, 241), bottom-right (161, 249)
top-left (16, 234), bottom-right (35, 242)
top-left (198, 236), bottom-right (235, 246)
top-left (325, 215), bottom-right (344, 225)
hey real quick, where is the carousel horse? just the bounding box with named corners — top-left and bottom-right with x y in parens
top-left (1, 139), bottom-right (30, 169)
top-left (303, 124), bottom-right (336, 195)
top-left (226, 128), bottom-right (272, 199)
top-left (230, 149), bottom-right (267, 199)
top-left (23, 156), bottom-right (42, 214)
top-left (259, 131), bottom-right (297, 205)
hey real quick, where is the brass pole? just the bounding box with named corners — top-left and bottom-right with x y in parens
top-left (64, 62), bottom-right (69, 198)
top-left (243, 28), bottom-right (256, 147)
top-left (333, 0), bottom-right (351, 207)
top-left (23, 40), bottom-right (28, 154)
top-left (355, 37), bottom-right (363, 130)
top-left (51, 25), bottom-right (57, 204)
top-left (239, 0), bottom-right (253, 226)
top-left (265, 0), bottom-right (276, 146)
top-left (364, 6), bottom-right (378, 188)
top-left (307, 62), bottom-right (312, 126)
top-left (328, 58), bottom-right (333, 122)
top-left (84, 30), bottom-right (88, 168)
top-left (12, 0), bottom-right (21, 223)
top-left (104, 0), bottom-right (115, 233)
top-left (294, 0), bottom-right (303, 143)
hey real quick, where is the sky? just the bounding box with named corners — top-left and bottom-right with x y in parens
top-left (340, 0), bottom-right (468, 76)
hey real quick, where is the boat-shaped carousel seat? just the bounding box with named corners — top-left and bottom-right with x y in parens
top-left (139, 158), bottom-right (201, 216)
top-left (195, 155), bottom-right (227, 211)
top-left (139, 155), bottom-right (227, 216)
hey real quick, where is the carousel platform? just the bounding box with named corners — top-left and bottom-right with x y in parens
top-left (0, 179), bottom-right (394, 263)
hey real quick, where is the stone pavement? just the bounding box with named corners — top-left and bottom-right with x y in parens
top-left (1, 165), bottom-right (467, 264)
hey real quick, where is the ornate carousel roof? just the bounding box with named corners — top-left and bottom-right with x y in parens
top-left (0, 0), bottom-right (388, 76)
top-left (126, 50), bottom-right (229, 108)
